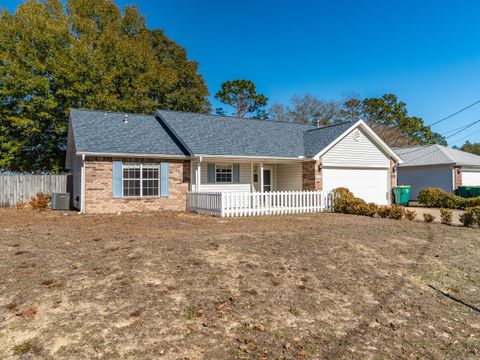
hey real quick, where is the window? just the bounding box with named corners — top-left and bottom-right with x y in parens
top-left (215, 164), bottom-right (232, 183)
top-left (123, 163), bottom-right (159, 197)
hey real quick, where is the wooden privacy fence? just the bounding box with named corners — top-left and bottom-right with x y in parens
top-left (0, 175), bottom-right (72, 207)
top-left (187, 190), bottom-right (333, 217)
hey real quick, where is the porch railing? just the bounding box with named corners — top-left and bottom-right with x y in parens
top-left (187, 191), bottom-right (332, 217)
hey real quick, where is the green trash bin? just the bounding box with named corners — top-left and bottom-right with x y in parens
top-left (470, 186), bottom-right (480, 198)
top-left (458, 186), bottom-right (476, 198)
top-left (393, 186), bottom-right (411, 206)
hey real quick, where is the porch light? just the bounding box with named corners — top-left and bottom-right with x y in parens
top-left (457, 168), bottom-right (462, 174)
top-left (392, 165), bottom-right (397, 174)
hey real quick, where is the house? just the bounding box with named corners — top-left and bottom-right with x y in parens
top-left (65, 109), bottom-right (402, 214)
top-left (395, 144), bottom-right (480, 199)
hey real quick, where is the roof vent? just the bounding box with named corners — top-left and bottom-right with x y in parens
top-left (123, 114), bottom-right (128, 123)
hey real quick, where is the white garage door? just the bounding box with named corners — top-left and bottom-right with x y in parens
top-left (462, 170), bottom-right (480, 186)
top-left (323, 167), bottom-right (389, 205)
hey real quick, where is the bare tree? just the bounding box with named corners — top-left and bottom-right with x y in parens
top-left (270, 94), bottom-right (342, 126)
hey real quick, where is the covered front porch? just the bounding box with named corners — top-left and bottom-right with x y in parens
top-left (190, 157), bottom-right (306, 193)
top-left (187, 157), bottom-right (331, 217)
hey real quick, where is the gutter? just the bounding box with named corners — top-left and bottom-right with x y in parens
top-left (79, 154), bottom-right (86, 214)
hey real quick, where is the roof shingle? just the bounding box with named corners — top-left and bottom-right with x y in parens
top-left (395, 144), bottom-right (480, 167)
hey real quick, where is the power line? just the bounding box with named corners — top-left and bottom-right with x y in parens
top-left (449, 128), bottom-right (480, 145)
top-left (430, 99), bottom-right (480, 127)
top-left (445, 119), bottom-right (480, 139)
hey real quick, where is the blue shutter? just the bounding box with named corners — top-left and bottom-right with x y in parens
top-left (160, 162), bottom-right (169, 197)
top-left (207, 163), bottom-right (215, 183)
top-left (233, 163), bottom-right (240, 183)
top-left (112, 161), bottom-right (123, 198)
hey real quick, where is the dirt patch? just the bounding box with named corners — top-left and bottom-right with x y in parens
top-left (0, 208), bottom-right (479, 359)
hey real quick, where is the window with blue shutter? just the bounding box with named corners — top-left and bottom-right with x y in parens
top-left (160, 162), bottom-right (169, 197)
top-left (112, 161), bottom-right (123, 198)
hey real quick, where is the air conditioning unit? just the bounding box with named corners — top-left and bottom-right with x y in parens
top-left (51, 192), bottom-right (70, 210)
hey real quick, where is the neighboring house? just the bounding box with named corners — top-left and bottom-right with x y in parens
top-left (395, 144), bottom-right (480, 199)
top-left (65, 109), bottom-right (402, 214)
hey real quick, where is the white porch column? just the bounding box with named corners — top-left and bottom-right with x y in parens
top-left (260, 163), bottom-right (264, 193)
top-left (196, 158), bottom-right (202, 192)
top-left (250, 163), bottom-right (254, 192)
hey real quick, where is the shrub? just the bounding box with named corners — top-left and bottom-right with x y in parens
top-left (16, 201), bottom-right (26, 210)
top-left (418, 187), bottom-right (480, 210)
top-left (365, 203), bottom-right (378, 217)
top-left (460, 206), bottom-right (480, 227)
top-left (29, 192), bottom-right (51, 211)
top-left (331, 188), bottom-right (381, 217)
top-left (404, 209), bottom-right (417, 221)
top-left (440, 208), bottom-right (453, 225)
top-left (423, 213), bottom-right (435, 223)
top-left (389, 205), bottom-right (404, 220)
top-left (459, 212), bottom-right (475, 227)
top-left (332, 187), bottom-right (355, 213)
top-left (376, 206), bottom-right (392, 218)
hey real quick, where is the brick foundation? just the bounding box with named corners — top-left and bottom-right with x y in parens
top-left (84, 157), bottom-right (190, 214)
top-left (454, 166), bottom-right (462, 189)
top-left (302, 160), bottom-right (322, 191)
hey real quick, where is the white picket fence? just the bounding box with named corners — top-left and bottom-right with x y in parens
top-left (187, 191), bottom-right (332, 217)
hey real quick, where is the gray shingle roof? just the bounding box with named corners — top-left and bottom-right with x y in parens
top-left (70, 109), bottom-right (357, 159)
top-left (155, 110), bottom-right (315, 158)
top-left (303, 121), bottom-right (353, 157)
top-left (70, 109), bottom-right (188, 156)
top-left (395, 144), bottom-right (480, 167)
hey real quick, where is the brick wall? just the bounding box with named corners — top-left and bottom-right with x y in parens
top-left (84, 157), bottom-right (190, 214)
top-left (390, 158), bottom-right (398, 205)
top-left (302, 160), bottom-right (322, 191)
top-left (454, 166), bottom-right (462, 189)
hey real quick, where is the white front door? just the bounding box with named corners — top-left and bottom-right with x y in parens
top-left (322, 167), bottom-right (389, 205)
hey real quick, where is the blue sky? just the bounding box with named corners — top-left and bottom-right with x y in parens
top-left (3, 0), bottom-right (480, 145)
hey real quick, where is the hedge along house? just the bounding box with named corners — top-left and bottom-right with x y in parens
top-left (395, 144), bottom-right (480, 199)
top-left (65, 109), bottom-right (402, 214)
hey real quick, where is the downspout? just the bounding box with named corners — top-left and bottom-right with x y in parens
top-left (78, 154), bottom-right (86, 214)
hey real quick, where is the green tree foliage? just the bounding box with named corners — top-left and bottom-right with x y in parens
top-left (360, 94), bottom-right (446, 147)
top-left (0, 0), bottom-right (210, 173)
top-left (214, 79), bottom-right (268, 118)
top-left (456, 141), bottom-right (480, 155)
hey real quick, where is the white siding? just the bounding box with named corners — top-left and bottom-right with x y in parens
top-left (192, 162), bottom-right (252, 192)
top-left (322, 128), bottom-right (390, 167)
top-left (276, 163), bottom-right (302, 191)
top-left (397, 165), bottom-right (453, 199)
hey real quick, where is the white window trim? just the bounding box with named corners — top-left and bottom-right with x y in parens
top-left (215, 163), bottom-right (233, 183)
top-left (122, 163), bottom-right (160, 198)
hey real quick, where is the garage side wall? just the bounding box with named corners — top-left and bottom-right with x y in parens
top-left (84, 157), bottom-right (189, 214)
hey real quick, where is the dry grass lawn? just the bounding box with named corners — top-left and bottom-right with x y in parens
top-left (0, 209), bottom-right (479, 359)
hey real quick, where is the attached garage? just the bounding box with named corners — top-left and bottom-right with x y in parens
top-left (311, 125), bottom-right (399, 205)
